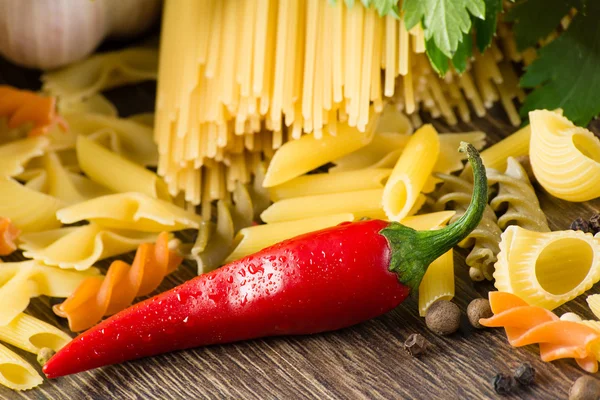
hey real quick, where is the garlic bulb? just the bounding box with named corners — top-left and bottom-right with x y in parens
top-left (0, 0), bottom-right (161, 70)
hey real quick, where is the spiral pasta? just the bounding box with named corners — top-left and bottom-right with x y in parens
top-left (480, 292), bottom-right (600, 373)
top-left (433, 173), bottom-right (502, 281)
top-left (0, 86), bottom-right (66, 137)
top-left (494, 226), bottom-right (600, 310)
top-left (54, 232), bottom-right (182, 332)
top-left (0, 217), bottom-right (19, 256)
top-left (529, 110), bottom-right (600, 202)
top-left (487, 157), bottom-right (550, 232)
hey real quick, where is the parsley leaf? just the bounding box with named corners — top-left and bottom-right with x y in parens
top-left (520, 1), bottom-right (600, 126)
top-left (403, 0), bottom-right (485, 58)
top-left (474, 0), bottom-right (503, 52)
top-left (506, 0), bottom-right (574, 51)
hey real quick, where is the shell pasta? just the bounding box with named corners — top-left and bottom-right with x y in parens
top-left (494, 226), bottom-right (600, 310)
top-left (0, 136), bottom-right (49, 178)
top-left (529, 110), bottom-right (600, 201)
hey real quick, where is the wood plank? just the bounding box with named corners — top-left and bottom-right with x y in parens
top-left (1, 56), bottom-right (598, 400)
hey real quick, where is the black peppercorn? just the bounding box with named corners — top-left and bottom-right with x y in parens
top-left (589, 214), bottom-right (600, 234)
top-left (514, 363), bottom-right (535, 386)
top-left (492, 373), bottom-right (516, 395)
top-left (571, 217), bottom-right (591, 233)
top-left (403, 333), bottom-right (428, 357)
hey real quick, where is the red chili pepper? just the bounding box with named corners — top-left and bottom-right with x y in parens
top-left (43, 142), bottom-right (487, 379)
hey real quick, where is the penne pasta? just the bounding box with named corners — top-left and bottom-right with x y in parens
top-left (76, 135), bottom-right (170, 201)
top-left (225, 213), bottom-right (356, 263)
top-left (382, 124), bottom-right (440, 221)
top-left (0, 313), bottom-right (72, 354)
top-left (0, 344), bottom-right (42, 391)
top-left (268, 168), bottom-right (391, 201)
top-left (262, 119), bottom-right (376, 187)
top-left (261, 189), bottom-right (386, 223)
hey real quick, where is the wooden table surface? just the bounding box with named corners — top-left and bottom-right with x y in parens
top-left (1, 54), bottom-right (600, 400)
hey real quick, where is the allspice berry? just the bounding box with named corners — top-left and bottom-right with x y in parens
top-left (467, 298), bottom-right (493, 329)
top-left (425, 300), bottom-right (461, 335)
top-left (569, 376), bottom-right (600, 400)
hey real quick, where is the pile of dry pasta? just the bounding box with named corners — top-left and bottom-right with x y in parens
top-left (2, 0), bottom-right (600, 393)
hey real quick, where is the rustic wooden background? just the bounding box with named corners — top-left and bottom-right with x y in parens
top-left (1, 47), bottom-right (600, 400)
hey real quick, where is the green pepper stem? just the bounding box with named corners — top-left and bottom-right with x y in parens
top-left (380, 142), bottom-right (487, 292)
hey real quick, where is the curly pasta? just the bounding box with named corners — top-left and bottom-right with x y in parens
top-left (487, 157), bottom-right (550, 232)
top-left (433, 173), bottom-right (502, 281)
top-left (0, 217), bottom-right (19, 256)
top-left (0, 86), bottom-right (66, 137)
top-left (480, 292), bottom-right (600, 373)
top-left (53, 232), bottom-right (182, 332)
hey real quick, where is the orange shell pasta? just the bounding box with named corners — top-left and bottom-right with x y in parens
top-left (0, 86), bottom-right (67, 137)
top-left (0, 217), bottom-right (20, 256)
top-left (480, 292), bottom-right (600, 372)
top-left (53, 232), bottom-right (182, 332)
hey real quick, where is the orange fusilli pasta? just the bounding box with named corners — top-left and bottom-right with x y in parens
top-left (0, 217), bottom-right (20, 256)
top-left (0, 86), bottom-right (67, 137)
top-left (480, 292), bottom-right (600, 372)
top-left (53, 232), bottom-right (182, 332)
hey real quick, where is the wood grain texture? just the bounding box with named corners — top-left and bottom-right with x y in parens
top-left (1, 55), bottom-right (599, 400)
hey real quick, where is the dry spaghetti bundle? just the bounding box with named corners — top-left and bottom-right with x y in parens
top-left (155, 0), bottom-right (524, 204)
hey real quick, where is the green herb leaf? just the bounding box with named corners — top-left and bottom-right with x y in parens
top-left (452, 33), bottom-right (473, 73)
top-left (506, 0), bottom-right (575, 51)
top-left (403, 0), bottom-right (485, 58)
top-left (426, 39), bottom-right (450, 75)
top-left (474, 0), bottom-right (503, 52)
top-left (520, 2), bottom-right (600, 126)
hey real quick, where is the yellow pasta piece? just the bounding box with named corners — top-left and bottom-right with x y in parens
top-left (19, 224), bottom-right (158, 271)
top-left (0, 136), bottom-right (49, 178)
top-left (529, 110), bottom-right (600, 202)
top-left (57, 93), bottom-right (118, 117)
top-left (374, 104), bottom-right (414, 135)
top-left (488, 157), bottom-right (550, 232)
top-left (0, 344), bottom-right (42, 391)
top-left (478, 126), bottom-right (531, 172)
top-left (0, 313), bottom-right (71, 354)
top-left (225, 213), bottom-right (356, 263)
top-left (587, 295), bottom-right (600, 320)
top-left (21, 152), bottom-right (112, 203)
top-left (262, 119), bottom-right (375, 187)
top-left (399, 210), bottom-right (456, 230)
top-left (127, 112), bottom-right (155, 127)
top-left (494, 226), bottom-right (600, 310)
top-left (57, 192), bottom-right (203, 233)
top-left (0, 178), bottom-right (62, 233)
top-left (60, 113), bottom-right (158, 167)
top-left (261, 189), bottom-right (386, 223)
top-left (0, 261), bottom-right (100, 325)
top-left (382, 124), bottom-right (439, 221)
top-left (419, 248), bottom-right (454, 317)
top-left (41, 47), bottom-right (158, 104)
top-left (268, 168), bottom-right (391, 201)
top-left (330, 132), bottom-right (411, 172)
top-left (76, 135), bottom-right (170, 201)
